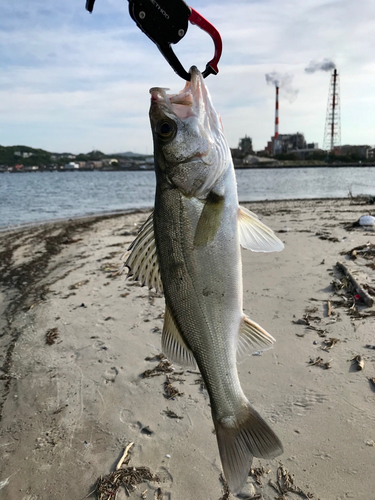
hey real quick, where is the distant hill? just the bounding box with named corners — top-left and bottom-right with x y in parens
top-left (0, 145), bottom-right (52, 167)
top-left (0, 145), bottom-right (152, 167)
top-left (115, 152), bottom-right (152, 158)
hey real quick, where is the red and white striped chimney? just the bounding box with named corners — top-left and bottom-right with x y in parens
top-left (274, 85), bottom-right (279, 139)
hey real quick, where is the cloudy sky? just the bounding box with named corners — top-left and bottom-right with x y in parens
top-left (1, 0), bottom-right (374, 154)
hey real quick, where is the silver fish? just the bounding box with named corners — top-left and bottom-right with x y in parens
top-left (125, 67), bottom-right (284, 494)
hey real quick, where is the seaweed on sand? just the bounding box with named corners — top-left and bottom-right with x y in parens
top-left (163, 376), bottom-right (184, 399)
top-left (142, 358), bottom-right (175, 378)
top-left (45, 327), bottom-right (59, 345)
top-left (269, 465), bottom-right (314, 499)
top-left (93, 443), bottom-right (160, 499)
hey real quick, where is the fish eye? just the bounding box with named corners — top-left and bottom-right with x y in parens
top-left (157, 120), bottom-right (176, 140)
top-left (160, 122), bottom-right (171, 135)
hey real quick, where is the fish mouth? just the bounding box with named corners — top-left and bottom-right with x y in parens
top-left (150, 66), bottom-right (210, 121)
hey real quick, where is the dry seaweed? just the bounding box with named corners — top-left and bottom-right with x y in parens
top-left (269, 465), bottom-right (314, 499)
top-left (250, 466), bottom-right (271, 485)
top-left (315, 231), bottom-right (340, 242)
top-left (308, 357), bottom-right (331, 369)
top-left (218, 473), bottom-right (230, 500)
top-left (45, 327), bottom-right (59, 345)
top-left (321, 338), bottom-right (339, 351)
top-left (94, 443), bottom-right (160, 500)
top-left (343, 243), bottom-right (375, 260)
top-left (292, 312), bottom-right (321, 326)
top-left (154, 488), bottom-right (163, 499)
top-left (163, 408), bottom-right (183, 419)
top-left (68, 279), bottom-right (89, 290)
top-left (142, 359), bottom-right (174, 378)
top-left (164, 376), bottom-right (183, 399)
top-left (145, 353), bottom-right (165, 362)
top-left (306, 325), bottom-right (328, 337)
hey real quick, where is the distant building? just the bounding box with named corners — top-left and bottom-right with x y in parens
top-left (14, 151), bottom-right (33, 158)
top-left (366, 148), bottom-right (375, 160)
top-left (339, 145), bottom-right (371, 159)
top-left (266, 133), bottom-right (311, 155)
top-left (238, 135), bottom-right (253, 155)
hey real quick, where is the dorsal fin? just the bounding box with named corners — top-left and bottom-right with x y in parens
top-left (162, 304), bottom-right (196, 368)
top-left (123, 212), bottom-right (163, 293)
top-left (238, 206), bottom-right (284, 252)
top-left (237, 315), bottom-right (275, 361)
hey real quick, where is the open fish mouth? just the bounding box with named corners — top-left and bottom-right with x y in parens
top-left (150, 67), bottom-right (210, 121)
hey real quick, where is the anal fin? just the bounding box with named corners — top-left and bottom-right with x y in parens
top-left (237, 316), bottom-right (275, 361)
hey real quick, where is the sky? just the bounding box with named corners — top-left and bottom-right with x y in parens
top-left (1, 0), bottom-right (374, 154)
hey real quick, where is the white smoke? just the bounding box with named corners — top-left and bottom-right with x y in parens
top-left (265, 72), bottom-right (299, 103)
top-left (305, 58), bottom-right (336, 73)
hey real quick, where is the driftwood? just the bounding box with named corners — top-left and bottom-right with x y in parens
top-left (327, 300), bottom-right (333, 317)
top-left (336, 261), bottom-right (374, 307)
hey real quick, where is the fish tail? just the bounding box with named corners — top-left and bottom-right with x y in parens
top-left (214, 401), bottom-right (283, 495)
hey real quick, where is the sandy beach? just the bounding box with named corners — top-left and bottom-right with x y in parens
top-left (0, 197), bottom-right (374, 500)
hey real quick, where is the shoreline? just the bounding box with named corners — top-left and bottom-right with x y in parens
top-left (1, 195), bottom-right (373, 234)
top-left (2, 163), bottom-right (375, 174)
top-left (0, 207), bottom-right (154, 234)
top-left (0, 197), bottom-right (374, 499)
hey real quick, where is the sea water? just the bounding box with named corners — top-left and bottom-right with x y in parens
top-left (1, 167), bottom-right (374, 229)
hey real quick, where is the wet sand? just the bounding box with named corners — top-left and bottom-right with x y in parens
top-left (0, 198), bottom-right (374, 500)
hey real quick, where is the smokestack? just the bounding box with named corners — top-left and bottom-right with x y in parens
top-left (275, 86), bottom-right (279, 140)
top-left (330, 69), bottom-right (337, 151)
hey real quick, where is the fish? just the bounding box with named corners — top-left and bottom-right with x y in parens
top-left (125, 67), bottom-right (284, 494)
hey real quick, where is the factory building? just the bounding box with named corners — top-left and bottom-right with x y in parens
top-left (265, 133), bottom-right (316, 155)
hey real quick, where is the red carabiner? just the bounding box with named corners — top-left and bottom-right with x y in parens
top-left (189, 8), bottom-right (222, 77)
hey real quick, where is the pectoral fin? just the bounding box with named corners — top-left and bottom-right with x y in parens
top-left (162, 304), bottom-right (196, 368)
top-left (123, 212), bottom-right (163, 293)
top-left (237, 315), bottom-right (275, 361)
top-left (194, 192), bottom-right (225, 247)
top-left (238, 206), bottom-right (284, 252)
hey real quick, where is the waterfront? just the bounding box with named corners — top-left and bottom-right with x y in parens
top-left (1, 167), bottom-right (375, 229)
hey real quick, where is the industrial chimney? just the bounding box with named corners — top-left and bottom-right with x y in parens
top-left (323, 68), bottom-right (341, 151)
top-left (273, 86), bottom-right (279, 154)
top-left (275, 86), bottom-right (279, 140)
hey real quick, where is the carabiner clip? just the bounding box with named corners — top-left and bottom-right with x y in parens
top-left (86, 0), bottom-right (222, 81)
top-left (188, 8), bottom-right (222, 78)
top-left (128, 0), bottom-right (222, 81)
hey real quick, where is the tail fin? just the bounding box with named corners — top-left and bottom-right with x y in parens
top-left (214, 402), bottom-right (283, 495)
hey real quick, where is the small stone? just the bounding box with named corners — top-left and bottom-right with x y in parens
top-left (237, 482), bottom-right (256, 498)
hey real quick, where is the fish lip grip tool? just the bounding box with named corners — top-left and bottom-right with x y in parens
top-left (86, 0), bottom-right (222, 81)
